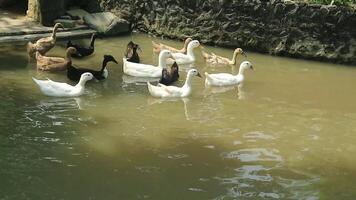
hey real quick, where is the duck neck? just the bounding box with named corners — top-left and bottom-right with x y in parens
top-left (238, 66), bottom-right (246, 76)
top-left (230, 51), bottom-right (238, 65)
top-left (77, 78), bottom-right (88, 88)
top-left (186, 44), bottom-right (195, 58)
top-left (101, 59), bottom-right (109, 72)
top-left (90, 35), bottom-right (96, 47)
top-left (65, 50), bottom-right (73, 63)
top-left (183, 74), bottom-right (193, 89)
top-left (52, 26), bottom-right (59, 40)
top-left (158, 54), bottom-right (167, 69)
top-left (181, 40), bottom-right (189, 52)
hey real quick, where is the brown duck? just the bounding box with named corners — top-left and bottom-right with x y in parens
top-left (152, 38), bottom-right (192, 54)
top-left (27, 23), bottom-right (64, 58)
top-left (36, 47), bottom-right (77, 72)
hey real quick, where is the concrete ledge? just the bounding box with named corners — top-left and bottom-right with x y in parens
top-left (0, 29), bottom-right (97, 44)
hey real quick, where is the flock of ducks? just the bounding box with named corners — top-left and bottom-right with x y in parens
top-left (29, 23), bottom-right (253, 98)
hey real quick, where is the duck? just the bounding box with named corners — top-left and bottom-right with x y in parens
top-left (166, 40), bottom-right (200, 65)
top-left (67, 33), bottom-right (97, 58)
top-left (27, 23), bottom-right (64, 58)
top-left (125, 41), bottom-right (141, 63)
top-left (123, 50), bottom-right (174, 78)
top-left (205, 61), bottom-right (254, 87)
top-left (201, 48), bottom-right (247, 65)
top-left (36, 47), bottom-right (77, 71)
top-left (32, 72), bottom-right (93, 97)
top-left (67, 55), bottom-right (118, 81)
top-left (159, 61), bottom-right (179, 85)
top-left (152, 38), bottom-right (192, 54)
top-left (147, 68), bottom-right (202, 98)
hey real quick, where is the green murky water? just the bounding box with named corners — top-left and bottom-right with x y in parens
top-left (1, 33), bottom-right (356, 199)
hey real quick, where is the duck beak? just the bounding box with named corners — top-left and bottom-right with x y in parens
top-left (138, 46), bottom-right (142, 53)
top-left (169, 55), bottom-right (175, 60)
top-left (241, 51), bottom-right (247, 58)
top-left (197, 72), bottom-right (202, 78)
top-left (250, 65), bottom-right (254, 71)
top-left (113, 59), bottom-right (118, 64)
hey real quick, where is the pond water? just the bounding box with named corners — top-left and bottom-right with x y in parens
top-left (1, 33), bottom-right (356, 199)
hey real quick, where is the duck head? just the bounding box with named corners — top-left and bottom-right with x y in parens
top-left (80, 72), bottom-right (94, 82)
top-left (67, 47), bottom-right (77, 54)
top-left (235, 48), bottom-right (247, 58)
top-left (54, 23), bottom-right (64, 30)
top-left (160, 50), bottom-right (175, 60)
top-left (104, 55), bottom-right (118, 64)
top-left (188, 68), bottom-right (202, 78)
top-left (188, 40), bottom-right (200, 49)
top-left (240, 61), bottom-right (254, 71)
top-left (92, 33), bottom-right (98, 39)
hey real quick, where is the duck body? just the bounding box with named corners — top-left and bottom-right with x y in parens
top-left (202, 48), bottom-right (246, 65)
top-left (67, 55), bottom-right (117, 81)
top-left (159, 62), bottom-right (179, 85)
top-left (152, 38), bottom-right (192, 54)
top-left (205, 61), bottom-right (253, 87)
top-left (33, 72), bottom-right (93, 97)
top-left (167, 40), bottom-right (200, 65)
top-left (123, 50), bottom-right (174, 78)
top-left (125, 41), bottom-right (140, 63)
top-left (27, 23), bottom-right (64, 58)
top-left (147, 69), bottom-right (201, 98)
top-left (67, 33), bottom-right (97, 58)
top-left (36, 47), bottom-right (76, 71)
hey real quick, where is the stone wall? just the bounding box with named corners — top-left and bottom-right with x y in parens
top-left (90, 0), bottom-right (356, 65)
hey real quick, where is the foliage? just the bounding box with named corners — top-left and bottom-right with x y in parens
top-left (307, 0), bottom-right (356, 6)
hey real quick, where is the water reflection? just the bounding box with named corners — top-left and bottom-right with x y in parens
top-left (204, 84), bottom-right (246, 99)
top-left (122, 74), bottom-right (159, 85)
top-left (147, 97), bottom-right (192, 120)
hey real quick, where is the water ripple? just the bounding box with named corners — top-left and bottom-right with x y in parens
top-left (222, 148), bottom-right (282, 162)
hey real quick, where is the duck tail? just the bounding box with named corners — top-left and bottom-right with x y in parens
top-left (204, 72), bottom-right (212, 86)
top-left (152, 41), bottom-right (161, 54)
top-left (122, 57), bottom-right (127, 72)
top-left (27, 42), bottom-right (35, 58)
top-left (35, 51), bottom-right (41, 60)
top-left (147, 81), bottom-right (154, 94)
top-left (32, 77), bottom-right (41, 86)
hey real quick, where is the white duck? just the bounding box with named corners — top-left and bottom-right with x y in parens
top-left (167, 40), bottom-right (200, 65)
top-left (147, 69), bottom-right (202, 98)
top-left (123, 50), bottom-right (174, 77)
top-left (205, 61), bottom-right (254, 87)
top-left (32, 72), bottom-right (93, 97)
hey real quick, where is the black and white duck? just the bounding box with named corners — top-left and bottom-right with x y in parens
top-left (67, 33), bottom-right (97, 58)
top-left (67, 55), bottom-right (118, 81)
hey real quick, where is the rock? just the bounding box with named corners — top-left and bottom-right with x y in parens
top-left (66, 9), bottom-right (90, 21)
top-left (83, 12), bottom-right (130, 36)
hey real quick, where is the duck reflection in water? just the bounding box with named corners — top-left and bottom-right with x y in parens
top-left (147, 97), bottom-right (192, 120)
top-left (204, 84), bottom-right (246, 100)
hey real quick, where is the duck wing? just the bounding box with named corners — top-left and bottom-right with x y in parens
top-left (159, 68), bottom-right (170, 85)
